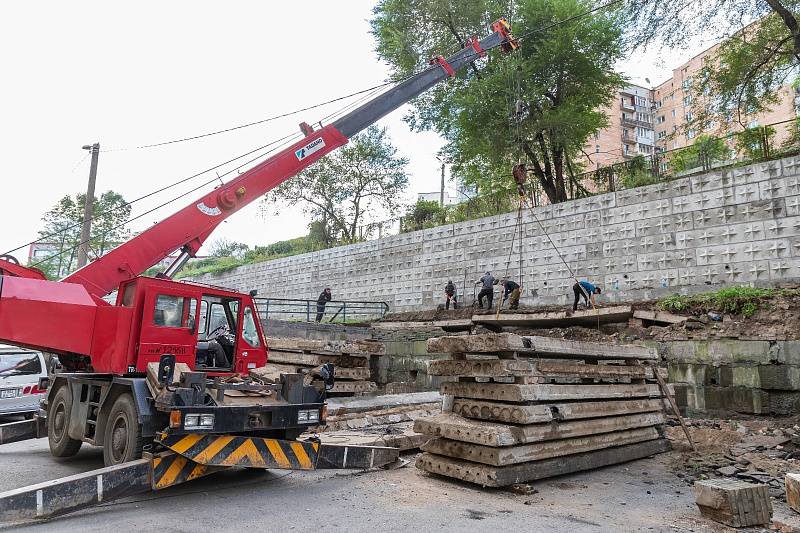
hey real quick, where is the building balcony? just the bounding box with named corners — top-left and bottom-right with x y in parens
top-left (621, 135), bottom-right (636, 144)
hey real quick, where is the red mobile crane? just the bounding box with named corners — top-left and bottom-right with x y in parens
top-left (0, 19), bottom-right (517, 521)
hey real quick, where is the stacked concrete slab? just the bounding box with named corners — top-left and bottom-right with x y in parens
top-left (414, 333), bottom-right (671, 487)
top-left (265, 337), bottom-right (382, 396)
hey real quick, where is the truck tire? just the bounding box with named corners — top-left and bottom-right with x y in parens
top-left (103, 393), bottom-right (143, 466)
top-left (48, 385), bottom-right (82, 458)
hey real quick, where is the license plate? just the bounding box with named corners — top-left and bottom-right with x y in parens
top-left (0, 389), bottom-right (18, 399)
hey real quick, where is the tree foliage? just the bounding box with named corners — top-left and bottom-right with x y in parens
top-left (669, 134), bottom-right (730, 172)
top-left (207, 237), bottom-right (249, 259)
top-left (33, 191), bottom-right (131, 279)
top-left (618, 0), bottom-right (800, 128)
top-left (263, 126), bottom-right (409, 245)
top-left (371, 0), bottom-right (625, 204)
top-left (402, 199), bottom-right (446, 232)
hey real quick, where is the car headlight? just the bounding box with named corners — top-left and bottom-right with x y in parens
top-left (184, 414), bottom-right (199, 427)
top-left (199, 414), bottom-right (215, 427)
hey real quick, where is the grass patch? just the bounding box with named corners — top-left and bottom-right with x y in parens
top-left (658, 287), bottom-right (800, 318)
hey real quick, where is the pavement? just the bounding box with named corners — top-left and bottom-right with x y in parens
top-left (3, 429), bottom-right (791, 533)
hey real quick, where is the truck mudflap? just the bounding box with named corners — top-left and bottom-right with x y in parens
top-left (0, 442), bottom-right (399, 523)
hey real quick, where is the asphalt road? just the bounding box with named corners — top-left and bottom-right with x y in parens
top-left (0, 428), bottom-right (795, 532)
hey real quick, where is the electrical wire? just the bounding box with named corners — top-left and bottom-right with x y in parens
top-left (102, 83), bottom-right (396, 152)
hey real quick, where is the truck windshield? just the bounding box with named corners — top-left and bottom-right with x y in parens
top-left (0, 353), bottom-right (41, 378)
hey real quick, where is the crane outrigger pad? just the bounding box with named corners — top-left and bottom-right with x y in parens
top-left (157, 433), bottom-right (319, 470)
top-left (0, 416), bottom-right (46, 445)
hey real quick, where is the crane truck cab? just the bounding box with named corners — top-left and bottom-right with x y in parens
top-left (46, 276), bottom-right (329, 466)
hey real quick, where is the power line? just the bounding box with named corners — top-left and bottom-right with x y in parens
top-left (102, 83), bottom-right (396, 152)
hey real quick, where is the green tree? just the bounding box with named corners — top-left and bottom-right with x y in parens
top-left (735, 125), bottom-right (777, 160)
top-left (402, 199), bottom-right (446, 232)
top-left (33, 191), bottom-right (131, 279)
top-left (669, 134), bottom-right (730, 172)
top-left (263, 126), bottom-right (409, 244)
top-left (371, 0), bottom-right (625, 204)
top-left (619, 1), bottom-right (800, 127)
top-left (207, 238), bottom-right (249, 259)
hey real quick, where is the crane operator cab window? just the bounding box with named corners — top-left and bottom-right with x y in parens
top-left (195, 296), bottom-right (239, 370)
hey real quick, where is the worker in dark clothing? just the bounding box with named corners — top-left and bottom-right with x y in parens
top-left (501, 278), bottom-right (521, 310)
top-left (444, 280), bottom-right (458, 310)
top-left (476, 272), bottom-right (498, 309)
top-left (316, 288), bottom-right (332, 322)
top-left (573, 280), bottom-right (601, 311)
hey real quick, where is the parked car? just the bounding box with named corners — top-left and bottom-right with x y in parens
top-left (0, 345), bottom-right (47, 417)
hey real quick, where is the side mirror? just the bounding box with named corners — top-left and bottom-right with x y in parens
top-left (249, 289), bottom-right (258, 297)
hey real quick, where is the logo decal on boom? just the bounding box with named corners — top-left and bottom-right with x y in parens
top-left (197, 202), bottom-right (222, 216)
top-left (295, 137), bottom-right (325, 161)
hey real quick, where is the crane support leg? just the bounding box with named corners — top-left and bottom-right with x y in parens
top-left (0, 415), bottom-right (46, 445)
top-left (0, 444), bottom-right (399, 523)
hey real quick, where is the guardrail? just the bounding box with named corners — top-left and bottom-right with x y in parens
top-left (253, 298), bottom-right (390, 323)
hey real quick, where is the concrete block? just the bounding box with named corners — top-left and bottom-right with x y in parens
top-left (768, 391), bottom-right (800, 415)
top-left (758, 365), bottom-right (800, 390)
top-left (694, 478), bottom-right (772, 528)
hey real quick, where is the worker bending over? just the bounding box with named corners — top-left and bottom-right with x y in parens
top-left (476, 272), bottom-right (498, 309)
top-left (573, 280), bottom-right (601, 311)
top-left (316, 288), bottom-right (332, 322)
top-left (501, 278), bottom-right (521, 310)
top-left (444, 280), bottom-right (458, 310)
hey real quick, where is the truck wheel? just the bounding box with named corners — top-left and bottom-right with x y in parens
top-left (103, 393), bottom-right (143, 466)
top-left (48, 385), bottom-right (82, 458)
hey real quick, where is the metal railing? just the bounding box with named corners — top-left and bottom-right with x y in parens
top-left (254, 297), bottom-right (389, 323)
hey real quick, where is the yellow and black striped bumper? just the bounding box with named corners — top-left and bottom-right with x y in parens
top-left (151, 451), bottom-right (225, 490)
top-left (157, 433), bottom-right (319, 470)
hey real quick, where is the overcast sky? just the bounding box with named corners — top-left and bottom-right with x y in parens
top-left (0, 1), bottom-right (708, 259)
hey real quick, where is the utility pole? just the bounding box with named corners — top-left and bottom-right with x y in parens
top-left (436, 155), bottom-right (445, 207)
top-left (77, 143), bottom-right (100, 269)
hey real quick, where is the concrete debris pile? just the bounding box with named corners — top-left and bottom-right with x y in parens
top-left (264, 337), bottom-right (382, 396)
top-left (413, 333), bottom-right (672, 487)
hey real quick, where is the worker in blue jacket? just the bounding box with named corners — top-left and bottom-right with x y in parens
top-left (573, 280), bottom-right (601, 311)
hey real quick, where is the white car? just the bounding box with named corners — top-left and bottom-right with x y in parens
top-left (0, 345), bottom-right (47, 417)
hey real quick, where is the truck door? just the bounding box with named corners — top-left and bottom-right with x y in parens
top-left (137, 288), bottom-right (198, 371)
top-left (233, 301), bottom-right (268, 373)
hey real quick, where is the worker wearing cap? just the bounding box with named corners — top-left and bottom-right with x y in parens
top-left (444, 280), bottom-right (458, 310)
top-left (316, 288), bottom-right (332, 322)
top-left (501, 278), bottom-right (521, 310)
top-left (476, 272), bottom-right (498, 309)
top-left (573, 280), bottom-right (601, 311)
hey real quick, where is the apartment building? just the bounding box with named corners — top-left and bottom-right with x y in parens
top-left (653, 45), bottom-right (797, 152)
top-left (584, 84), bottom-right (656, 169)
top-left (585, 37), bottom-right (798, 169)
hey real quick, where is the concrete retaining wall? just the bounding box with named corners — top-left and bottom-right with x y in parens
top-left (194, 156), bottom-right (800, 311)
top-left (660, 340), bottom-right (800, 416)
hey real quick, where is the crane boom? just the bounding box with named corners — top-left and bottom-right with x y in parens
top-left (63, 20), bottom-right (517, 298)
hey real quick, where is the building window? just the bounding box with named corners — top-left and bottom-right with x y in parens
top-left (658, 131), bottom-right (666, 139)
top-left (687, 129), bottom-right (696, 140)
top-left (681, 77), bottom-right (692, 90)
top-left (657, 115), bottom-right (665, 124)
top-left (671, 109), bottom-right (676, 118)
top-left (683, 95), bottom-right (693, 106)
top-left (685, 111), bottom-right (694, 122)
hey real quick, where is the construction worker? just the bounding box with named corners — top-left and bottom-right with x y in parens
top-left (316, 287), bottom-right (332, 322)
top-left (444, 280), bottom-right (458, 310)
top-left (501, 278), bottom-right (521, 310)
top-left (573, 280), bottom-right (601, 311)
top-left (476, 272), bottom-right (498, 309)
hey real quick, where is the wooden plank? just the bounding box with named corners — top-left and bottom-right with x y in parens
top-left (257, 363), bottom-right (369, 381)
top-left (421, 426), bottom-right (660, 466)
top-left (415, 438), bottom-right (671, 487)
top-left (633, 310), bottom-right (688, 325)
top-left (440, 382), bottom-right (663, 402)
top-left (413, 412), bottom-right (665, 447)
top-left (267, 350), bottom-right (368, 368)
top-left (266, 337), bottom-right (384, 355)
top-left (471, 306), bottom-right (632, 329)
top-left (694, 479), bottom-right (772, 527)
top-left (427, 333), bottom-right (656, 360)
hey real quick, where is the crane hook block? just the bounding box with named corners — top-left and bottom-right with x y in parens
top-left (429, 55), bottom-right (455, 77)
top-left (513, 163), bottom-right (527, 196)
top-left (299, 122), bottom-right (314, 136)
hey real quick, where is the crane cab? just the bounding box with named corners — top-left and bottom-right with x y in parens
top-left (115, 277), bottom-right (268, 376)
